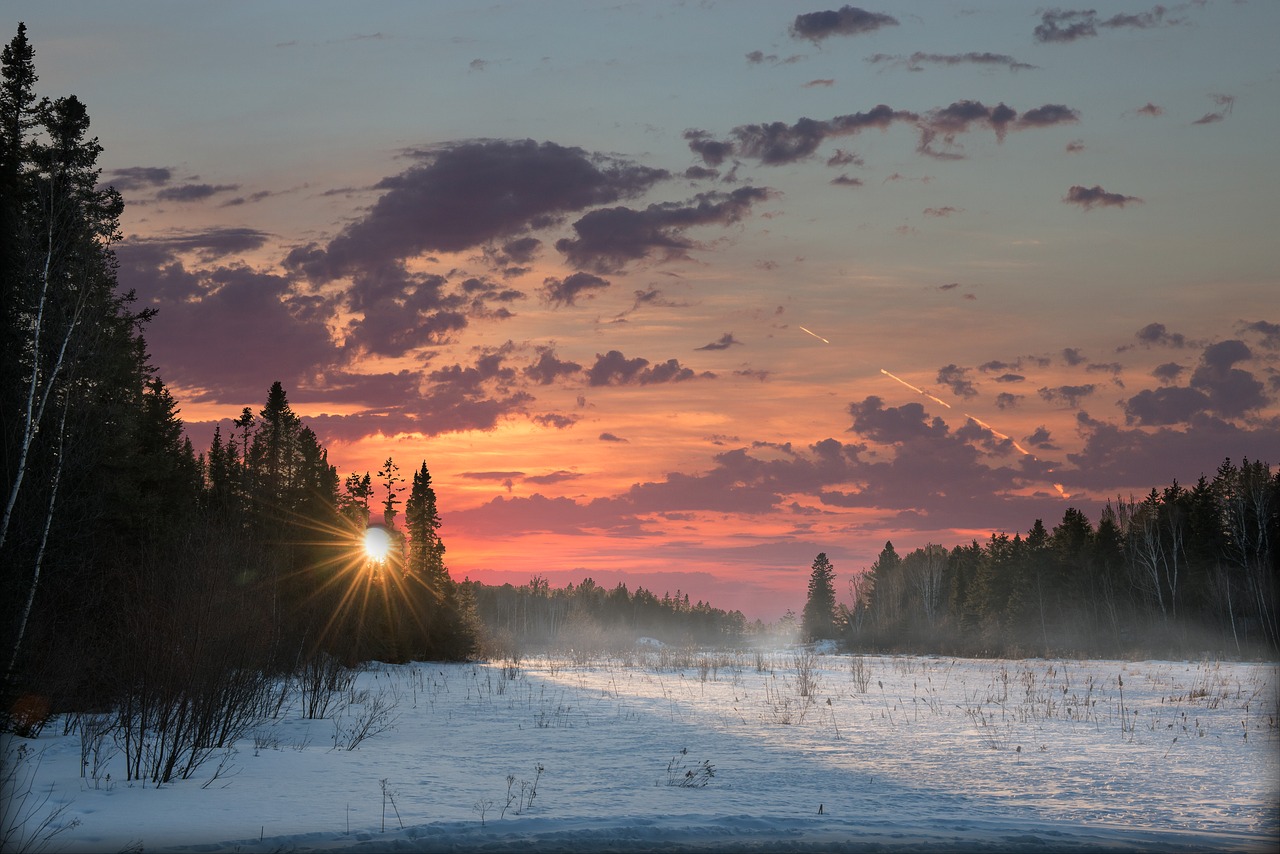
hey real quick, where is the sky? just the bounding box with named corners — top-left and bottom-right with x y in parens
top-left (13, 1), bottom-right (1279, 619)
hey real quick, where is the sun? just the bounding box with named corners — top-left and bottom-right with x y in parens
top-left (363, 525), bottom-right (393, 563)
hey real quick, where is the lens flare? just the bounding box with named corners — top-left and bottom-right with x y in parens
top-left (364, 526), bottom-right (393, 562)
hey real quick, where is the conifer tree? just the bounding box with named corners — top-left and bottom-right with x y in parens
top-left (802, 552), bottom-right (838, 641)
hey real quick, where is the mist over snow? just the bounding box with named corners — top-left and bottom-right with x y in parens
top-left (5, 652), bottom-right (1276, 852)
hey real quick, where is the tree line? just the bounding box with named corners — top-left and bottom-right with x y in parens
top-left (465, 575), bottom-right (750, 654)
top-left (1, 25), bottom-right (478, 738)
top-left (801, 459), bottom-right (1278, 658)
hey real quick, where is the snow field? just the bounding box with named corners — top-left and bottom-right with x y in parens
top-left (3, 652), bottom-right (1276, 852)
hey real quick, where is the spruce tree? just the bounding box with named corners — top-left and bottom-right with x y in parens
top-left (802, 552), bottom-right (838, 641)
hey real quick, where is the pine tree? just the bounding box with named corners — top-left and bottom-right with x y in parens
top-left (378, 457), bottom-right (403, 529)
top-left (404, 461), bottom-right (445, 581)
top-left (2, 25), bottom-right (154, 685)
top-left (802, 552), bottom-right (838, 641)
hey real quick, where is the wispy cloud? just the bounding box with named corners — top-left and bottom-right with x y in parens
top-left (1193, 93), bottom-right (1235, 125)
top-left (868, 52), bottom-right (1036, 73)
top-left (1034, 6), bottom-right (1179, 44)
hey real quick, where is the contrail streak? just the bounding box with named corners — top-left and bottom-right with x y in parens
top-left (879, 369), bottom-right (952, 409)
top-left (965, 414), bottom-right (1033, 457)
top-left (798, 325), bottom-right (830, 344)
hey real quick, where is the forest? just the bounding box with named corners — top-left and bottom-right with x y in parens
top-left (2, 22), bottom-right (1276, 769)
top-left (798, 458), bottom-right (1278, 659)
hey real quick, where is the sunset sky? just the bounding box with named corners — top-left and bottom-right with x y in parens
top-left (17, 2), bottom-right (1279, 618)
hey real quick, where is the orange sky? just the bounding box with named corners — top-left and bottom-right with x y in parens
top-left (20, 2), bottom-right (1279, 618)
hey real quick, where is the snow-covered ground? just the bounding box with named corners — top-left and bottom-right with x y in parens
top-left (4, 651), bottom-right (1277, 852)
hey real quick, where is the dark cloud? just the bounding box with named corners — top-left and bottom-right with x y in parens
top-left (459, 277), bottom-right (524, 315)
top-left (936, 364), bottom-right (978, 399)
top-left (555, 187), bottom-right (772, 274)
top-left (106, 165), bottom-right (173, 191)
top-left (501, 236), bottom-right (542, 263)
top-left (683, 131), bottom-right (736, 167)
top-left (1066, 139), bottom-right (1085, 153)
top-left (923, 206), bottom-right (960, 217)
top-left (804, 79), bottom-right (836, 88)
top-left (1153, 362), bottom-right (1185, 384)
top-left (288, 369), bottom-right (420, 408)
top-left (995, 392), bottom-right (1022, 409)
top-left (524, 470), bottom-right (583, 485)
top-left (830, 175), bottom-right (864, 187)
top-left (286, 139), bottom-right (669, 283)
top-left (1038, 384), bottom-right (1097, 407)
top-left (115, 246), bottom-right (340, 402)
top-left (832, 397), bottom-right (1051, 528)
top-left (540, 272), bottom-right (611, 307)
top-left (868, 52), bottom-right (1036, 72)
top-left (1123, 386), bottom-right (1211, 425)
top-left (1062, 347), bottom-right (1087, 366)
top-left (993, 373), bottom-right (1025, 384)
top-left (340, 269), bottom-right (470, 358)
top-left (683, 165), bottom-right (720, 181)
top-left (1063, 185), bottom-right (1142, 210)
top-left (220, 189), bottom-right (277, 208)
top-left (1065, 410), bottom-right (1280, 492)
top-left (744, 50), bottom-right (805, 66)
top-left (301, 347), bottom-right (537, 443)
top-left (826, 149), bottom-right (862, 167)
top-left (1033, 9), bottom-right (1097, 43)
top-left (791, 6), bottom-right (898, 42)
top-left (1239, 320), bottom-right (1280, 350)
top-left (531, 413), bottom-right (578, 430)
top-left (689, 105), bottom-right (917, 167)
top-left (599, 432), bottom-right (629, 443)
top-left (155, 183), bottom-right (240, 202)
top-left (1034, 6), bottom-right (1176, 43)
top-left (1190, 340), bottom-right (1267, 417)
top-left (1134, 102), bottom-right (1164, 117)
top-left (586, 351), bottom-right (713, 386)
top-left (126, 227), bottom-right (271, 262)
top-left (1136, 322), bottom-right (1187, 347)
top-left (524, 349), bottom-right (584, 386)
top-left (696, 333), bottom-right (742, 351)
top-left (917, 101), bottom-right (1078, 158)
top-left (1018, 104), bottom-right (1080, 127)
top-left (1025, 427), bottom-right (1059, 451)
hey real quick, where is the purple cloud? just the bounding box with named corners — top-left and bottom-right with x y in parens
top-left (790, 6), bottom-right (898, 42)
top-left (586, 351), bottom-right (713, 386)
top-left (541, 272), bottom-right (611, 307)
top-left (555, 187), bottom-right (772, 274)
top-left (1063, 185), bottom-right (1142, 210)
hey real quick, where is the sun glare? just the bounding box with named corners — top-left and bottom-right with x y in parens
top-left (363, 526), bottom-right (393, 563)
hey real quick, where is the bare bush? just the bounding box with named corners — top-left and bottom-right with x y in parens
top-left (793, 650), bottom-right (820, 698)
top-left (298, 652), bottom-right (354, 720)
top-left (1, 742), bottom-right (81, 853)
top-left (849, 655), bottom-right (872, 694)
top-left (666, 748), bottom-right (715, 788)
top-left (332, 691), bottom-right (399, 750)
top-left (78, 713), bottom-right (116, 787)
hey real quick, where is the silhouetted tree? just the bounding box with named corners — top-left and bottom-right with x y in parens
top-left (802, 553), bottom-right (838, 641)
